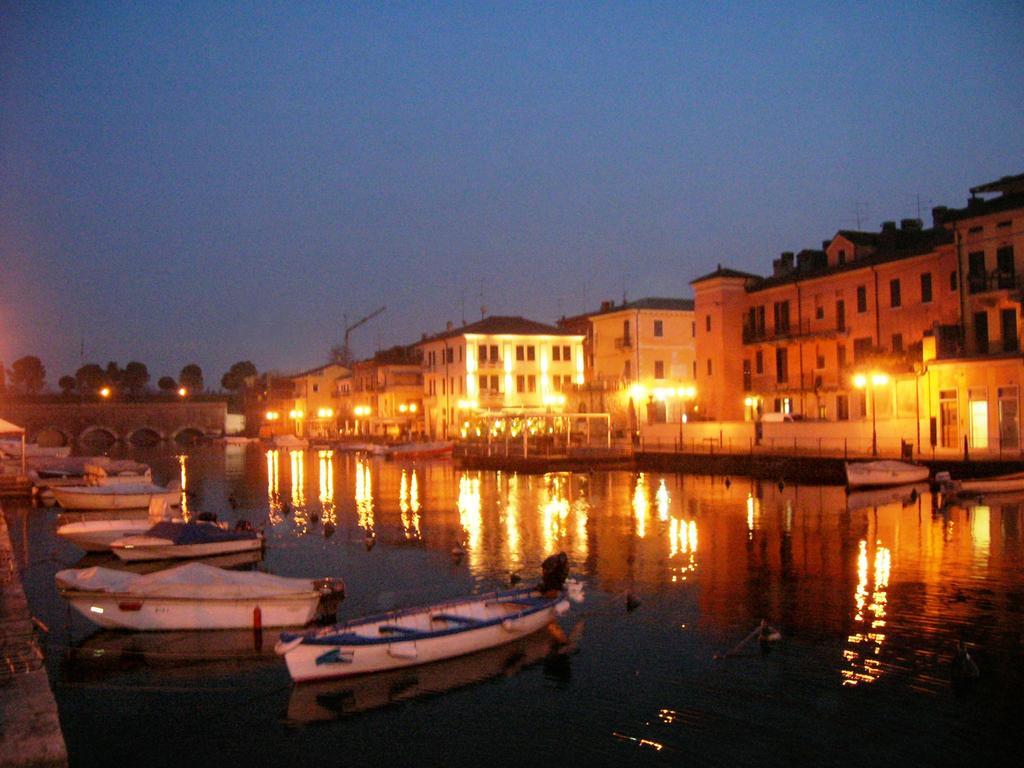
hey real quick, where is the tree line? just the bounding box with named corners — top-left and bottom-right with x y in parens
top-left (0, 357), bottom-right (259, 400)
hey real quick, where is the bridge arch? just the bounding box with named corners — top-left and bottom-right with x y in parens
top-left (79, 425), bottom-right (120, 449)
top-left (35, 426), bottom-right (71, 448)
top-left (172, 426), bottom-right (206, 446)
top-left (127, 427), bottom-right (165, 447)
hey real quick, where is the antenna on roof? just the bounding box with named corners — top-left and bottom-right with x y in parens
top-left (910, 193), bottom-right (933, 220)
top-left (854, 202), bottom-right (869, 229)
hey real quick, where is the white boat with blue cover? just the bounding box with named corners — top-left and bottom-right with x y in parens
top-left (110, 521), bottom-right (264, 562)
top-left (275, 585), bottom-right (570, 683)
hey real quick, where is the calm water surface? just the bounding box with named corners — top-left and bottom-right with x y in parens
top-left (5, 444), bottom-right (1022, 767)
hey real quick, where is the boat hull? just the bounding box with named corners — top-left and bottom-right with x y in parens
top-left (57, 520), bottom-right (155, 552)
top-left (845, 461), bottom-right (929, 489)
top-left (52, 487), bottom-right (180, 510)
top-left (62, 593), bottom-right (323, 630)
top-left (278, 589), bottom-right (567, 683)
top-left (111, 536), bottom-right (264, 562)
top-left (956, 472), bottom-right (1024, 495)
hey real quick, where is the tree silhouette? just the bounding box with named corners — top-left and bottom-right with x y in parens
top-left (123, 361), bottom-right (150, 399)
top-left (75, 364), bottom-right (106, 395)
top-left (11, 356), bottom-right (46, 394)
top-left (221, 360), bottom-right (258, 392)
top-left (58, 375), bottom-right (77, 397)
top-left (179, 364), bottom-right (203, 393)
top-left (157, 376), bottom-right (178, 393)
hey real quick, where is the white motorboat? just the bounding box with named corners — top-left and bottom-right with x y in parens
top-left (51, 481), bottom-right (180, 510)
top-left (273, 435), bottom-right (309, 449)
top-left (55, 562), bottom-right (345, 631)
top-left (276, 553), bottom-right (579, 684)
top-left (110, 521), bottom-right (264, 562)
top-left (57, 498), bottom-right (217, 552)
top-left (937, 470), bottom-right (1024, 496)
top-left (845, 460), bottom-right (929, 489)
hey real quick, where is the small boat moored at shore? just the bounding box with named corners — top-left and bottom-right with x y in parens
top-left (56, 562), bottom-right (344, 630)
top-left (276, 552), bottom-right (579, 683)
top-left (386, 440), bottom-right (454, 460)
top-left (110, 520), bottom-right (264, 562)
top-left (936, 470), bottom-right (1024, 497)
top-left (51, 481), bottom-right (180, 510)
top-left (845, 460), bottom-right (930, 489)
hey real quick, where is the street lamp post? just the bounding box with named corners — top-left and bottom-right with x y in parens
top-left (853, 372), bottom-right (890, 456)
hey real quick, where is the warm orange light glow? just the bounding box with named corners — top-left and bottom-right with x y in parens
top-left (99, 387), bottom-right (111, 398)
top-left (265, 410), bottom-right (280, 421)
top-left (288, 409), bottom-right (304, 420)
top-left (316, 407), bottom-right (334, 418)
top-left (177, 387), bottom-right (187, 397)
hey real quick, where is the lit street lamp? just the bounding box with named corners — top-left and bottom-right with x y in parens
top-left (853, 372), bottom-right (890, 456)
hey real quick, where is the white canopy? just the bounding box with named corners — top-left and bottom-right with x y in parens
top-left (0, 417), bottom-right (27, 474)
top-left (55, 563), bottom-right (322, 599)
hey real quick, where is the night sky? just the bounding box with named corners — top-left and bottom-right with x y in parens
top-left (2, 2), bottom-right (1023, 387)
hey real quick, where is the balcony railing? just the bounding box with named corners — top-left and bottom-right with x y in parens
top-left (742, 319), bottom-right (849, 344)
top-left (967, 269), bottom-right (1018, 294)
top-left (614, 336), bottom-right (632, 349)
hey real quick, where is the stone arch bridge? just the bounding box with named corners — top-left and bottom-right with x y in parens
top-left (0, 402), bottom-right (227, 446)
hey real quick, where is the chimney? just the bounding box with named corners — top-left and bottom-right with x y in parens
top-left (600, 300), bottom-right (613, 312)
top-left (772, 252), bottom-right (795, 277)
top-left (881, 221), bottom-right (896, 233)
top-left (931, 206), bottom-right (949, 227)
top-left (900, 218), bottom-right (922, 231)
top-left (446, 321), bottom-right (454, 331)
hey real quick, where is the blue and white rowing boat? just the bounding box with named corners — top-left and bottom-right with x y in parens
top-left (275, 585), bottom-right (572, 683)
top-left (277, 553), bottom-right (580, 684)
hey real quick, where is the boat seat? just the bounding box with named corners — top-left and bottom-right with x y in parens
top-left (430, 613), bottom-right (483, 626)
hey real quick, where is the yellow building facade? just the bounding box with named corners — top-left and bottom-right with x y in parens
top-left (417, 316), bottom-right (584, 439)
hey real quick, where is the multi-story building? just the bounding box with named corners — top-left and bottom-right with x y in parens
top-left (691, 172), bottom-right (1024, 457)
top-left (565, 298), bottom-right (696, 432)
top-left (283, 362), bottom-right (349, 438)
top-left (417, 316), bottom-right (584, 438)
top-left (338, 345), bottom-right (424, 437)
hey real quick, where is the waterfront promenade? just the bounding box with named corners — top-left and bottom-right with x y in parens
top-left (0, 503), bottom-right (67, 768)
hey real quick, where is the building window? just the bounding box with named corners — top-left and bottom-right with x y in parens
top-left (654, 360), bottom-right (665, 379)
top-left (838, 249), bottom-right (846, 265)
top-left (1002, 308), bottom-right (1019, 352)
top-left (624, 361), bottom-right (631, 379)
top-left (837, 394), bottom-right (849, 421)
top-left (623, 320), bottom-right (631, 341)
top-left (654, 320), bottom-right (663, 337)
top-left (552, 346), bottom-right (561, 361)
top-left (836, 300), bottom-right (845, 331)
top-left (478, 344), bottom-right (488, 362)
top-left (853, 337), bottom-right (873, 360)
top-left (920, 273), bottom-right (932, 303)
top-left (816, 352), bottom-right (825, 369)
top-left (706, 359), bottom-right (712, 376)
top-left (968, 251), bottom-right (987, 293)
top-left (692, 361), bottom-right (696, 378)
top-left (743, 360), bottom-right (752, 391)
top-left (562, 345), bottom-right (571, 360)
top-left (516, 345), bottom-right (524, 361)
top-left (815, 304), bottom-right (824, 320)
top-left (892, 334), bottom-right (903, 353)
top-left (446, 348), bottom-right (454, 364)
top-left (939, 389), bottom-right (958, 448)
top-left (527, 375), bottom-right (536, 393)
top-left (705, 315), bottom-right (711, 332)
top-left (950, 270), bottom-right (958, 291)
top-left (527, 346), bottom-right (535, 361)
top-left (691, 321), bottom-right (696, 338)
top-left (999, 386), bottom-right (1019, 451)
top-left (775, 348), bottom-right (788, 384)
top-left (857, 285), bottom-right (867, 313)
top-left (997, 246), bottom-right (1015, 289)
top-left (516, 375), bottom-right (525, 393)
top-left (312, 383), bottom-right (319, 393)
top-left (773, 301), bottom-right (790, 334)
top-left (755, 350), bottom-right (764, 374)
top-left (890, 279), bottom-right (901, 308)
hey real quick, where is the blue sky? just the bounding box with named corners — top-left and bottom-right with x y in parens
top-left (2, 1), bottom-right (1022, 386)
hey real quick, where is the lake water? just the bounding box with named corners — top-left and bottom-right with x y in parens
top-left (5, 444), bottom-right (1022, 767)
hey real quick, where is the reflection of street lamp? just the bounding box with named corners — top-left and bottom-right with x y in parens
top-left (853, 372), bottom-right (890, 456)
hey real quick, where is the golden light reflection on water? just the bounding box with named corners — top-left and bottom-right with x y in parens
top-left (668, 516), bottom-right (698, 583)
top-left (399, 469), bottom-right (421, 541)
top-left (176, 454), bottom-right (189, 520)
top-left (290, 450), bottom-right (308, 532)
top-left (318, 450), bottom-right (336, 528)
top-left (842, 538), bottom-right (891, 686)
top-left (656, 478), bottom-right (670, 522)
top-left (355, 456), bottom-right (374, 536)
top-left (746, 493), bottom-right (759, 539)
top-left (633, 473), bottom-right (649, 538)
top-left (504, 474), bottom-right (521, 564)
top-left (266, 449), bottom-right (281, 524)
top-left (541, 474), bottom-right (571, 554)
top-left (458, 473), bottom-right (482, 556)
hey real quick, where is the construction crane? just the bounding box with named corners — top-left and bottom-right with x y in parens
top-left (339, 306), bottom-right (386, 366)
